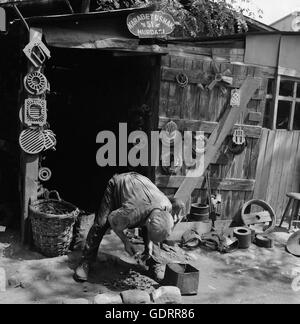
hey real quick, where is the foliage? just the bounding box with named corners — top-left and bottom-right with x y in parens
top-left (95, 0), bottom-right (263, 38)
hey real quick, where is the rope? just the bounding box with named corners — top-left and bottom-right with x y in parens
top-left (176, 73), bottom-right (189, 88)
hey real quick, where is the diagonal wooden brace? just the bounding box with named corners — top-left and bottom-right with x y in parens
top-left (174, 77), bottom-right (260, 206)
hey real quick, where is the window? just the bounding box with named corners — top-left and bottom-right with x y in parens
top-left (276, 101), bottom-right (292, 129)
top-left (279, 80), bottom-right (294, 97)
top-left (263, 79), bottom-right (275, 129)
top-left (264, 77), bottom-right (300, 131)
top-left (294, 103), bottom-right (300, 130)
top-left (267, 79), bottom-right (275, 95)
top-left (263, 99), bottom-right (273, 129)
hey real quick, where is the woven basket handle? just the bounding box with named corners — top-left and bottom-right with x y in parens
top-left (74, 208), bottom-right (80, 218)
top-left (45, 190), bottom-right (62, 201)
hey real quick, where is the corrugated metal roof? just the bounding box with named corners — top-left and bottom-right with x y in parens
top-left (167, 30), bottom-right (300, 44)
top-left (12, 5), bottom-right (154, 24)
top-left (0, 0), bottom-right (63, 5)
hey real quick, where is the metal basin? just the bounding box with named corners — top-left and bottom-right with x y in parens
top-left (164, 263), bottom-right (200, 296)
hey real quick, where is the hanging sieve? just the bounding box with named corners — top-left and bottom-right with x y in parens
top-left (23, 98), bottom-right (47, 127)
top-left (24, 71), bottom-right (49, 96)
top-left (19, 128), bottom-right (45, 155)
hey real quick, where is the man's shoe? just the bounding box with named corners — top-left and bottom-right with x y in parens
top-left (148, 263), bottom-right (166, 283)
top-left (74, 261), bottom-right (90, 282)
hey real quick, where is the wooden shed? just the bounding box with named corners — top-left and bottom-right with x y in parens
top-left (157, 32), bottom-right (300, 223)
top-left (0, 1), bottom-right (299, 241)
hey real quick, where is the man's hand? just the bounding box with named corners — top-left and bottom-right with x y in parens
top-left (168, 197), bottom-right (185, 226)
top-left (140, 251), bottom-right (152, 263)
top-left (108, 208), bottom-right (140, 257)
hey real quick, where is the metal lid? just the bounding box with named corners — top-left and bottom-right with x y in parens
top-left (287, 230), bottom-right (300, 256)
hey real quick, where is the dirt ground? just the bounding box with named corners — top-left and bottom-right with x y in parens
top-left (0, 224), bottom-right (300, 304)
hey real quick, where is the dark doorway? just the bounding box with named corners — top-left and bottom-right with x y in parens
top-left (45, 48), bottom-right (159, 213)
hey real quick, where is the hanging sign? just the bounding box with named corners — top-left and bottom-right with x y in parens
top-left (127, 11), bottom-right (175, 38)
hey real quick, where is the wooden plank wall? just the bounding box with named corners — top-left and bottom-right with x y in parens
top-left (253, 129), bottom-right (300, 220)
top-left (156, 45), bottom-right (275, 220)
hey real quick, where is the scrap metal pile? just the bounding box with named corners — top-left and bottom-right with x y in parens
top-left (110, 270), bottom-right (158, 292)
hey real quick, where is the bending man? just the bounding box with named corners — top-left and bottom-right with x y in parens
top-left (74, 172), bottom-right (184, 282)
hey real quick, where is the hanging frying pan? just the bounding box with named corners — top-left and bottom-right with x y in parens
top-left (43, 129), bottom-right (57, 150)
top-left (19, 128), bottom-right (45, 155)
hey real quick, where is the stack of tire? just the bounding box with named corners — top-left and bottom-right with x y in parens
top-left (189, 203), bottom-right (210, 222)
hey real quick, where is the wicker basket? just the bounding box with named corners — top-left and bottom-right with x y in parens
top-left (30, 191), bottom-right (79, 257)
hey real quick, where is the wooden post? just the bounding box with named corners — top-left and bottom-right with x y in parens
top-left (272, 36), bottom-right (282, 131)
top-left (174, 77), bottom-right (260, 205)
top-left (148, 55), bottom-right (161, 183)
top-left (81, 0), bottom-right (90, 13)
top-left (272, 74), bottom-right (281, 130)
top-left (21, 27), bottom-right (42, 244)
top-left (288, 81), bottom-right (297, 131)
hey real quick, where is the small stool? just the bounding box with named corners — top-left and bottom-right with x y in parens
top-left (279, 193), bottom-right (300, 231)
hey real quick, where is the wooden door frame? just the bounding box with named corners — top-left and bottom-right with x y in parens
top-left (21, 27), bottom-right (42, 244)
top-left (145, 54), bottom-right (162, 183)
top-left (20, 49), bottom-right (163, 243)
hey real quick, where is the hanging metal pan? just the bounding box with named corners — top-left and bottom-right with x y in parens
top-left (43, 129), bottom-right (57, 150)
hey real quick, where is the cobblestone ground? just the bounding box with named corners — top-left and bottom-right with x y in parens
top-left (0, 226), bottom-right (300, 304)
